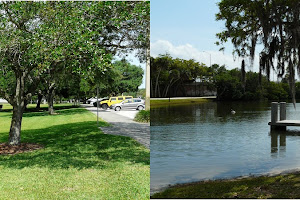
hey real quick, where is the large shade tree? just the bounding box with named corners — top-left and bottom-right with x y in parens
top-left (0, 1), bottom-right (149, 145)
top-left (216, 0), bottom-right (300, 106)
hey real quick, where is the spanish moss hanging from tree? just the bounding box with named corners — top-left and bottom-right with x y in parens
top-left (216, 0), bottom-right (300, 108)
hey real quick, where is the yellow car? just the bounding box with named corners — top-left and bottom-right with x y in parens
top-left (100, 96), bottom-right (133, 110)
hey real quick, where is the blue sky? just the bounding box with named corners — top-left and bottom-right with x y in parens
top-left (151, 0), bottom-right (221, 50)
top-left (150, 0), bottom-right (262, 74)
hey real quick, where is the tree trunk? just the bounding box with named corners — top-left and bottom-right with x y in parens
top-left (36, 90), bottom-right (43, 110)
top-left (47, 85), bottom-right (55, 115)
top-left (9, 72), bottom-right (26, 145)
top-left (155, 69), bottom-right (161, 97)
top-left (9, 103), bottom-right (25, 145)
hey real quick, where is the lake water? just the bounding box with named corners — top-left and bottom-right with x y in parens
top-left (150, 101), bottom-right (300, 193)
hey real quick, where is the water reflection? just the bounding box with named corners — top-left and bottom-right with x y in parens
top-left (270, 130), bottom-right (300, 157)
top-left (151, 101), bottom-right (270, 126)
top-left (270, 131), bottom-right (286, 157)
top-left (151, 101), bottom-right (300, 193)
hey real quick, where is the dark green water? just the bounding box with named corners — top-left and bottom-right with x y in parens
top-left (150, 101), bottom-right (300, 193)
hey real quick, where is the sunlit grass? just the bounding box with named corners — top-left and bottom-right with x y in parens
top-left (151, 173), bottom-right (300, 199)
top-left (0, 104), bottom-right (150, 200)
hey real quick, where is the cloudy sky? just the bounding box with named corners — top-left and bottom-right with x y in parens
top-left (150, 0), bottom-right (263, 75)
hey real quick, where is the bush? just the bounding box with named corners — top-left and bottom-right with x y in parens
top-left (134, 110), bottom-right (150, 123)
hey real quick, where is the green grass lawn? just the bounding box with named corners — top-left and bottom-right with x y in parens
top-left (151, 172), bottom-right (300, 199)
top-left (0, 104), bottom-right (149, 200)
top-left (150, 98), bottom-right (211, 108)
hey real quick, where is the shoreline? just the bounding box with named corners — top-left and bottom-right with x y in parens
top-left (151, 168), bottom-right (300, 199)
top-left (150, 96), bottom-right (216, 107)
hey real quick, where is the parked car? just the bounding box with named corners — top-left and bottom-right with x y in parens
top-left (93, 98), bottom-right (109, 107)
top-left (100, 96), bottom-right (133, 110)
top-left (87, 97), bottom-right (98, 105)
top-left (111, 98), bottom-right (145, 111)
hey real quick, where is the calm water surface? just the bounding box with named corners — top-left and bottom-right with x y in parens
top-left (150, 101), bottom-right (300, 193)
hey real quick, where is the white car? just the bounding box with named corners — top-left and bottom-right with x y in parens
top-left (111, 98), bottom-right (145, 111)
top-left (87, 97), bottom-right (98, 105)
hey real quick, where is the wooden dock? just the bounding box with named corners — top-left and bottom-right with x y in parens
top-left (268, 102), bottom-right (300, 130)
top-left (268, 120), bottom-right (300, 126)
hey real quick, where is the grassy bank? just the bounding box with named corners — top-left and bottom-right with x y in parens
top-left (0, 104), bottom-right (149, 199)
top-left (151, 172), bottom-right (300, 199)
top-left (151, 98), bottom-right (212, 108)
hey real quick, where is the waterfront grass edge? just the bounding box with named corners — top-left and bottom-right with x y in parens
top-left (151, 97), bottom-right (215, 107)
top-left (151, 171), bottom-right (300, 199)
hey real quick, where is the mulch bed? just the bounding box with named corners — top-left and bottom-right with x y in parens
top-left (0, 143), bottom-right (43, 155)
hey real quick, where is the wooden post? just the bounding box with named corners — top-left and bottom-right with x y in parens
top-left (145, 48), bottom-right (150, 110)
top-left (97, 85), bottom-right (99, 127)
top-left (271, 102), bottom-right (278, 124)
top-left (270, 131), bottom-right (278, 154)
top-left (271, 102), bottom-right (278, 131)
top-left (280, 102), bottom-right (286, 121)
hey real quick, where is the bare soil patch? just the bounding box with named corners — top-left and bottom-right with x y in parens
top-left (0, 143), bottom-right (43, 155)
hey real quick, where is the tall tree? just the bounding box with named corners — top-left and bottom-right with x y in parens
top-left (112, 60), bottom-right (144, 94)
top-left (0, 1), bottom-right (149, 145)
top-left (216, 0), bottom-right (300, 106)
top-left (150, 55), bottom-right (211, 97)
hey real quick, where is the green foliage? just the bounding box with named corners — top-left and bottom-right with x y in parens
top-left (0, 1), bottom-right (149, 143)
top-left (123, 88), bottom-right (146, 98)
top-left (215, 68), bottom-right (244, 100)
top-left (77, 59), bottom-right (144, 98)
top-left (134, 110), bottom-right (150, 123)
top-left (151, 54), bottom-right (213, 98)
top-left (136, 88), bottom-right (146, 98)
top-left (265, 82), bottom-right (289, 100)
top-left (0, 1), bottom-right (149, 100)
top-left (111, 59), bottom-right (144, 95)
top-left (216, 0), bottom-right (300, 104)
top-left (215, 67), bottom-right (290, 101)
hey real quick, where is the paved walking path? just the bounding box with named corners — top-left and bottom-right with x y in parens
top-left (81, 104), bottom-right (150, 149)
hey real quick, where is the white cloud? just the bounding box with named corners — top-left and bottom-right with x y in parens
top-left (150, 40), bottom-right (260, 72)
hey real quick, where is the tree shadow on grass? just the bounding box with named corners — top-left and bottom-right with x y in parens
top-left (0, 105), bottom-right (79, 114)
top-left (0, 121), bottom-right (149, 170)
top-left (22, 108), bottom-right (89, 118)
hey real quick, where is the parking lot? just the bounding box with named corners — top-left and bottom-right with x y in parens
top-left (82, 104), bottom-right (149, 148)
top-left (99, 108), bottom-right (139, 120)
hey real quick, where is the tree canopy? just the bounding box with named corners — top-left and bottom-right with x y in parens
top-left (216, 0), bottom-right (300, 105)
top-left (0, 1), bottom-right (149, 145)
top-left (150, 54), bottom-right (213, 97)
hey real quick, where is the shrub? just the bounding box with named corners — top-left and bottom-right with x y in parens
top-left (134, 110), bottom-right (150, 123)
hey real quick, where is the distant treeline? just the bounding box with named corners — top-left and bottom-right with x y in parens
top-left (151, 54), bottom-right (298, 101)
top-left (150, 54), bottom-right (215, 98)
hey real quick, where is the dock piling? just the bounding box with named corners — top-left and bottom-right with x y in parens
top-left (271, 102), bottom-right (278, 124)
top-left (280, 102), bottom-right (286, 121)
top-left (270, 102), bottom-right (287, 131)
